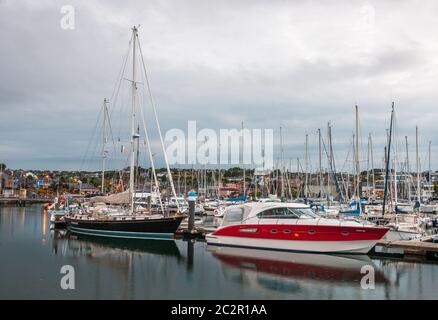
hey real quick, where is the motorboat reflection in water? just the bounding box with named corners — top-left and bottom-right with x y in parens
top-left (206, 203), bottom-right (389, 254)
top-left (207, 246), bottom-right (388, 285)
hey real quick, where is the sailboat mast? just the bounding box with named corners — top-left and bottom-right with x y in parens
top-left (416, 125), bottom-right (420, 202)
top-left (393, 105), bottom-right (398, 205)
top-left (304, 133), bottom-right (308, 199)
top-left (101, 98), bottom-right (108, 194)
top-left (370, 133), bottom-right (375, 194)
top-left (382, 104), bottom-right (394, 216)
top-left (136, 124), bottom-right (140, 188)
top-left (203, 136), bottom-right (207, 198)
top-left (129, 26), bottom-right (138, 213)
top-left (242, 121), bottom-right (246, 197)
top-left (318, 128), bottom-right (322, 197)
top-left (366, 133), bottom-right (371, 196)
top-left (184, 171), bottom-right (187, 195)
top-left (327, 122), bottom-right (331, 199)
top-left (218, 146), bottom-right (221, 197)
top-left (429, 141), bottom-right (432, 184)
top-left (405, 136), bottom-right (411, 201)
top-left (280, 126), bottom-right (285, 198)
top-left (355, 105), bottom-right (360, 201)
top-left (296, 157), bottom-right (300, 198)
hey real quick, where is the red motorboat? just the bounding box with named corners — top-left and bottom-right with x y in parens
top-left (206, 203), bottom-right (389, 254)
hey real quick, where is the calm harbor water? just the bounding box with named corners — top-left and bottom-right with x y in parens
top-left (1, 205), bottom-right (438, 299)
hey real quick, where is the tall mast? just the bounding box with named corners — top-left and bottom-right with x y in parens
top-left (280, 126), bottom-right (285, 198)
top-left (382, 104), bottom-right (394, 216)
top-left (355, 105), bottom-right (360, 201)
top-left (366, 133), bottom-right (369, 194)
top-left (242, 121), bottom-right (246, 197)
top-left (211, 169), bottom-right (215, 197)
top-left (204, 136), bottom-right (207, 198)
top-left (405, 136), bottom-right (411, 201)
top-left (352, 133), bottom-right (355, 199)
top-left (370, 133), bottom-right (375, 194)
top-left (177, 168), bottom-right (181, 195)
top-left (393, 105), bottom-right (398, 205)
top-left (429, 140), bottom-right (432, 185)
top-left (416, 125), bottom-right (420, 202)
top-left (101, 98), bottom-right (109, 194)
top-left (137, 93), bottom-right (165, 213)
top-left (218, 144), bottom-right (221, 197)
top-left (129, 26), bottom-right (138, 213)
top-left (318, 128), bottom-right (323, 198)
top-left (304, 133), bottom-right (308, 199)
top-left (327, 122), bottom-right (331, 199)
top-left (184, 171), bottom-right (187, 195)
top-left (135, 124), bottom-right (140, 188)
top-left (296, 157), bottom-right (300, 198)
top-left (254, 170), bottom-right (258, 200)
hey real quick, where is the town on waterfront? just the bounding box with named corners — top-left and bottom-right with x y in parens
top-left (1, 164), bottom-right (438, 207)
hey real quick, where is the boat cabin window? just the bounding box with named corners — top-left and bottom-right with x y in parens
top-left (257, 207), bottom-right (317, 219)
top-left (222, 207), bottom-right (245, 226)
top-left (290, 208), bottom-right (318, 219)
top-left (257, 207), bottom-right (291, 219)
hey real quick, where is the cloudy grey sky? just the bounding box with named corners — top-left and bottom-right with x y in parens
top-left (0, 0), bottom-right (437, 172)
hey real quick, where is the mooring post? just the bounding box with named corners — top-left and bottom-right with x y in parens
top-left (187, 190), bottom-right (197, 233)
top-left (147, 195), bottom-right (151, 211)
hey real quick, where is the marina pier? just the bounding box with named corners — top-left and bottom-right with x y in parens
top-left (0, 197), bottom-right (53, 207)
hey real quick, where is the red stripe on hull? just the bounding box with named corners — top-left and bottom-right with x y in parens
top-left (212, 224), bottom-right (389, 241)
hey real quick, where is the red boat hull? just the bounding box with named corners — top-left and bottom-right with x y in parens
top-left (206, 224), bottom-right (389, 254)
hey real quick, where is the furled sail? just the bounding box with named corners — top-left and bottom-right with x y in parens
top-left (89, 190), bottom-right (130, 204)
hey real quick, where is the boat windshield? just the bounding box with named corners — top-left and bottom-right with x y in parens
top-left (257, 207), bottom-right (318, 219)
top-left (287, 207), bottom-right (318, 219)
top-left (170, 198), bottom-right (187, 205)
top-left (222, 207), bottom-right (245, 226)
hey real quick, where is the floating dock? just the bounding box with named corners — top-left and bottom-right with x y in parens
top-left (176, 225), bottom-right (216, 238)
top-left (0, 198), bottom-right (52, 207)
top-left (372, 237), bottom-right (438, 260)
